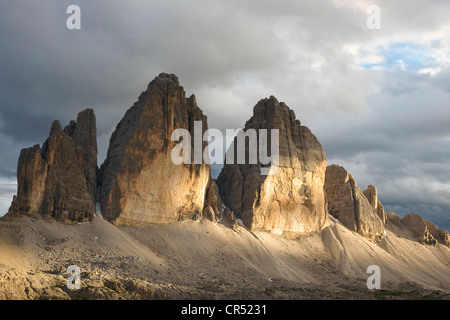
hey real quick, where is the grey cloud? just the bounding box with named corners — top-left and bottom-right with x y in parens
top-left (315, 66), bottom-right (450, 232)
top-left (378, 0), bottom-right (450, 33)
top-left (0, 0), bottom-right (374, 138)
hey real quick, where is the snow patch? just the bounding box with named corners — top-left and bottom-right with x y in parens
top-left (96, 202), bottom-right (103, 218)
top-left (328, 214), bottom-right (340, 227)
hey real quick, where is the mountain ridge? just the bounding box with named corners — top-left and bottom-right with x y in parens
top-left (1, 73), bottom-right (449, 299)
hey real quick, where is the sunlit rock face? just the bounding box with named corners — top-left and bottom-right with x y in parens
top-left (98, 73), bottom-right (210, 226)
top-left (363, 185), bottom-right (387, 224)
top-left (324, 165), bottom-right (385, 242)
top-left (217, 96), bottom-right (330, 234)
top-left (400, 213), bottom-right (449, 247)
top-left (8, 109), bottom-right (97, 222)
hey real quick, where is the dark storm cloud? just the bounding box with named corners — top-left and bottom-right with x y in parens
top-left (0, 106), bottom-right (53, 143)
top-left (0, 0), bottom-right (373, 160)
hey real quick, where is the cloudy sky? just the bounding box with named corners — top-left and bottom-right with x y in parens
top-left (1, 0), bottom-right (449, 230)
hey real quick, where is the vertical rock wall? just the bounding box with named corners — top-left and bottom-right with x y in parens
top-left (98, 73), bottom-right (210, 226)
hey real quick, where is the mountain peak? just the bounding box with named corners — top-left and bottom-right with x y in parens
top-left (98, 73), bottom-right (209, 226)
top-left (218, 98), bottom-right (329, 234)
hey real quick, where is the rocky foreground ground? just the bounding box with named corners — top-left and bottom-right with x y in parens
top-left (0, 213), bottom-right (448, 300)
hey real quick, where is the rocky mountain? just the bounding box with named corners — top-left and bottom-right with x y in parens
top-left (387, 211), bottom-right (450, 247)
top-left (2, 72), bottom-right (449, 300)
top-left (5, 72), bottom-right (448, 248)
top-left (7, 109), bottom-right (97, 222)
top-left (216, 96), bottom-right (330, 234)
top-left (98, 73), bottom-right (210, 226)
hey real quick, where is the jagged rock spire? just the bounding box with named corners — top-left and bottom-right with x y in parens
top-left (8, 109), bottom-right (97, 222)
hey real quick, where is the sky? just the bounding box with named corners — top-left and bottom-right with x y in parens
top-left (0, 0), bottom-right (449, 231)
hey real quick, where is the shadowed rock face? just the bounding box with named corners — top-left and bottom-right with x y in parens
top-left (217, 96), bottom-right (330, 234)
top-left (98, 73), bottom-right (210, 226)
top-left (325, 165), bottom-right (450, 247)
top-left (8, 109), bottom-right (97, 222)
top-left (203, 180), bottom-right (222, 223)
top-left (64, 109), bottom-right (98, 201)
top-left (324, 165), bottom-right (385, 243)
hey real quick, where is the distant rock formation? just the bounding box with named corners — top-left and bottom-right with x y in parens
top-left (324, 165), bottom-right (385, 242)
top-left (387, 212), bottom-right (449, 247)
top-left (217, 96), bottom-right (330, 234)
top-left (324, 164), bottom-right (449, 247)
top-left (98, 73), bottom-right (210, 226)
top-left (8, 109), bottom-right (97, 222)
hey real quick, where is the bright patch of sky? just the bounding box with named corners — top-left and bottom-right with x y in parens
top-left (360, 41), bottom-right (436, 72)
top-left (0, 178), bottom-right (16, 216)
